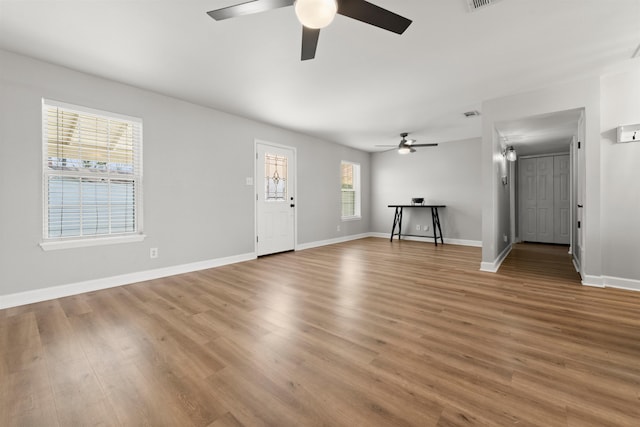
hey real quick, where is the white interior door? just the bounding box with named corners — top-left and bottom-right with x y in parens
top-left (256, 142), bottom-right (296, 256)
top-left (553, 155), bottom-right (570, 244)
top-left (520, 158), bottom-right (537, 242)
top-left (535, 156), bottom-right (554, 243)
top-left (520, 155), bottom-right (570, 244)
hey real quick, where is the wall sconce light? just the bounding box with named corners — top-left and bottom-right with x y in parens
top-left (503, 146), bottom-right (517, 161)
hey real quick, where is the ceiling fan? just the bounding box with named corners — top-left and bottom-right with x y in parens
top-left (206, 0), bottom-right (412, 60)
top-left (376, 132), bottom-right (438, 154)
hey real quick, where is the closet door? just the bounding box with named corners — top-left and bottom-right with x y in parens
top-left (554, 155), bottom-right (570, 244)
top-left (520, 158), bottom-right (537, 242)
top-left (536, 156), bottom-right (555, 243)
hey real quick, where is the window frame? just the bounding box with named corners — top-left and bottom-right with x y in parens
top-left (40, 99), bottom-right (145, 251)
top-left (341, 161), bottom-right (361, 220)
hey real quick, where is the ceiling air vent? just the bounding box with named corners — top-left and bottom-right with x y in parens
top-left (466, 0), bottom-right (500, 12)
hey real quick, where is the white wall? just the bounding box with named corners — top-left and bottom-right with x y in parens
top-left (0, 49), bottom-right (371, 298)
top-left (600, 62), bottom-right (640, 283)
top-left (481, 76), bottom-right (601, 277)
top-left (371, 138), bottom-right (482, 243)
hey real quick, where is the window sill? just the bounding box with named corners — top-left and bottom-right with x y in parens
top-left (341, 216), bottom-right (361, 222)
top-left (40, 234), bottom-right (146, 251)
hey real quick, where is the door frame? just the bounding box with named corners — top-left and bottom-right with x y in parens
top-left (573, 110), bottom-right (586, 279)
top-left (254, 139), bottom-right (298, 255)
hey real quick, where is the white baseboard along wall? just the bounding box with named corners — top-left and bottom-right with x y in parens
top-left (2, 234), bottom-right (638, 309)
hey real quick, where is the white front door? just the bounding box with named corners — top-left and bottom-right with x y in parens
top-left (256, 142), bottom-right (296, 256)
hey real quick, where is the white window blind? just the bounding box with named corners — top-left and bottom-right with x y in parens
top-left (341, 161), bottom-right (361, 219)
top-left (42, 99), bottom-right (143, 241)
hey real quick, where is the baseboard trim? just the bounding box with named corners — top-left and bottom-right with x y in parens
top-left (443, 238), bottom-right (483, 247)
top-left (604, 276), bottom-right (640, 292)
top-left (480, 243), bottom-right (512, 273)
top-left (582, 275), bottom-right (604, 288)
top-left (601, 275), bottom-right (640, 292)
top-left (367, 233), bottom-right (482, 247)
top-left (581, 275), bottom-right (640, 292)
top-left (13, 236), bottom-right (633, 309)
top-left (0, 252), bottom-right (257, 310)
top-left (296, 233), bottom-right (371, 251)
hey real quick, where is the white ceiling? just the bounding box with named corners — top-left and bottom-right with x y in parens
top-left (496, 108), bottom-right (583, 157)
top-left (1, 0), bottom-right (638, 151)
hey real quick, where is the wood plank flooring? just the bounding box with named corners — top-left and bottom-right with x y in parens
top-left (2, 239), bottom-right (640, 426)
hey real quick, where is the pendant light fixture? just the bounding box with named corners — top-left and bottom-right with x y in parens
top-left (398, 146), bottom-right (412, 155)
top-left (294, 0), bottom-right (338, 29)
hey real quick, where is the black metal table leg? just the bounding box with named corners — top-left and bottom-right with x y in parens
top-left (390, 206), bottom-right (400, 241)
top-left (432, 207), bottom-right (444, 245)
top-left (431, 207), bottom-right (438, 246)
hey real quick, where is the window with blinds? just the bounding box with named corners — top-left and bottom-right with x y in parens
top-left (42, 99), bottom-right (143, 241)
top-left (341, 161), bottom-right (361, 219)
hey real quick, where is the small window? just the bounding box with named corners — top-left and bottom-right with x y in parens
top-left (341, 161), bottom-right (361, 219)
top-left (42, 99), bottom-right (143, 245)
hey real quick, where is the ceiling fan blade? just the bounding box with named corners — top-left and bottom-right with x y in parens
top-left (374, 144), bottom-right (397, 147)
top-left (207, 0), bottom-right (294, 21)
top-left (337, 0), bottom-right (412, 34)
top-left (410, 143), bottom-right (438, 147)
top-left (301, 27), bottom-right (320, 60)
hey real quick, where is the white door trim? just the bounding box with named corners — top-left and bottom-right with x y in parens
top-left (254, 139), bottom-right (297, 255)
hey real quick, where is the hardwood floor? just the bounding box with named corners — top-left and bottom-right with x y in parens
top-left (2, 238), bottom-right (640, 426)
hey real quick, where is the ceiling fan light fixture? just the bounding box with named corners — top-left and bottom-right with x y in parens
top-left (294, 0), bottom-right (338, 29)
top-left (398, 146), bottom-right (411, 155)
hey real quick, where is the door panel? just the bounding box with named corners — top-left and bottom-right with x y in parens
top-left (554, 155), bottom-right (570, 244)
top-left (520, 158), bottom-right (537, 242)
top-left (524, 207), bottom-right (537, 237)
top-left (537, 207), bottom-right (553, 242)
top-left (559, 208), bottom-right (570, 236)
top-left (536, 156), bottom-right (554, 243)
top-left (256, 143), bottom-right (296, 256)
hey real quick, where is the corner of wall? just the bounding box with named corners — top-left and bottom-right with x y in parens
top-left (479, 242), bottom-right (512, 273)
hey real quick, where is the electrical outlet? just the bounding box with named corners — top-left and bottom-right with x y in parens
top-left (416, 225), bottom-right (421, 231)
top-left (503, 235), bottom-right (508, 243)
top-left (337, 225), bottom-right (340, 232)
top-left (150, 248), bottom-right (159, 259)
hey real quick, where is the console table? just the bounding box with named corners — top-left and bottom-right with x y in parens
top-left (388, 205), bottom-right (446, 246)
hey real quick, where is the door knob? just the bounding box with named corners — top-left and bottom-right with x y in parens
top-left (290, 204), bottom-right (295, 208)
